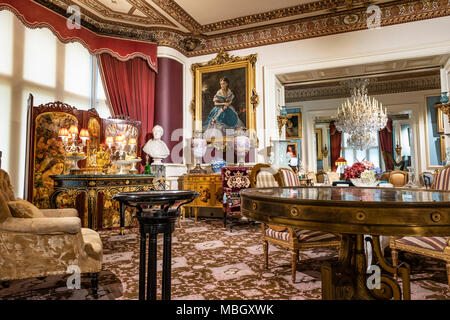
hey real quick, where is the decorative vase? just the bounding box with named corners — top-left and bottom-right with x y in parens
top-left (441, 92), bottom-right (449, 104)
top-left (211, 157), bottom-right (226, 173)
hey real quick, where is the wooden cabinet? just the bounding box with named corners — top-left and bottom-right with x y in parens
top-left (179, 173), bottom-right (223, 221)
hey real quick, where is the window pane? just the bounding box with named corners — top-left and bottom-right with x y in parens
top-left (0, 82), bottom-right (12, 171)
top-left (344, 148), bottom-right (354, 166)
top-left (24, 27), bottom-right (56, 87)
top-left (356, 149), bottom-right (366, 162)
top-left (97, 67), bottom-right (107, 100)
top-left (65, 42), bottom-right (91, 97)
top-left (96, 99), bottom-right (112, 118)
top-left (0, 10), bottom-right (13, 76)
top-left (368, 147), bottom-right (380, 168)
top-left (63, 95), bottom-right (90, 111)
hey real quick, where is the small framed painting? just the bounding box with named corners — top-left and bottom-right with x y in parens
top-left (286, 112), bottom-right (302, 139)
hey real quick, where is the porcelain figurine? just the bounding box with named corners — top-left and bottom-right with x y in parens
top-left (143, 125), bottom-right (170, 165)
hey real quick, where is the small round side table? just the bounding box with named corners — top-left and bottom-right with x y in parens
top-left (113, 190), bottom-right (199, 300)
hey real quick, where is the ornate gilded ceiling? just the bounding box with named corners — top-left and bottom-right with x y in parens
top-left (37, 0), bottom-right (450, 57)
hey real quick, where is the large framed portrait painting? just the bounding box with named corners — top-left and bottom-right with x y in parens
top-left (192, 50), bottom-right (257, 142)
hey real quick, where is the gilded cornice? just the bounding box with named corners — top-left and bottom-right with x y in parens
top-left (35, 0), bottom-right (450, 57)
top-left (151, 0), bottom-right (202, 33)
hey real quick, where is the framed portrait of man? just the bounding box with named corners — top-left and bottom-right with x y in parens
top-left (286, 112), bottom-right (302, 139)
top-left (191, 50), bottom-right (258, 143)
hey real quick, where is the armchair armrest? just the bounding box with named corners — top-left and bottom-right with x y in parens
top-left (0, 217), bottom-right (81, 234)
top-left (40, 208), bottom-right (78, 218)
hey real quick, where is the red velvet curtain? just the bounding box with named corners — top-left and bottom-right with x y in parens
top-left (378, 118), bottom-right (394, 170)
top-left (98, 53), bottom-right (156, 153)
top-left (330, 121), bottom-right (342, 172)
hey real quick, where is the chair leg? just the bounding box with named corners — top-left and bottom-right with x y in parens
top-left (263, 240), bottom-right (269, 269)
top-left (229, 215), bottom-right (233, 233)
top-left (291, 250), bottom-right (298, 283)
top-left (446, 263), bottom-right (450, 287)
top-left (223, 211), bottom-right (227, 228)
top-left (391, 248), bottom-right (398, 280)
top-left (91, 272), bottom-right (99, 298)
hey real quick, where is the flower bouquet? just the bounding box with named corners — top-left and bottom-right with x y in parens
top-left (345, 161), bottom-right (381, 187)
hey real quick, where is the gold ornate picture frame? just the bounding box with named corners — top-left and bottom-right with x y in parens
top-left (191, 49), bottom-right (258, 144)
top-left (286, 112), bottom-right (302, 139)
top-left (315, 129), bottom-right (323, 161)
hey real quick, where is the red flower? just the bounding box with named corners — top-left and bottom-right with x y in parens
top-left (344, 162), bottom-right (366, 179)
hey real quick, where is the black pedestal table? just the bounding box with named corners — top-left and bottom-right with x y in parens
top-left (113, 190), bottom-right (199, 300)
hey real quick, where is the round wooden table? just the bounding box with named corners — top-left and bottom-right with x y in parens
top-left (240, 186), bottom-right (450, 300)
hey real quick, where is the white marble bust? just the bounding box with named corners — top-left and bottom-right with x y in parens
top-left (143, 125), bottom-right (170, 165)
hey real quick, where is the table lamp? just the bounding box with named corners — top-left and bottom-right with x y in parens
top-left (335, 157), bottom-right (347, 180)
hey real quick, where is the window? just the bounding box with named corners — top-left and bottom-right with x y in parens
top-left (24, 27), bottom-right (56, 87)
top-left (0, 10), bottom-right (111, 198)
top-left (0, 11), bottom-right (13, 76)
top-left (64, 42), bottom-right (92, 98)
top-left (342, 133), bottom-right (381, 168)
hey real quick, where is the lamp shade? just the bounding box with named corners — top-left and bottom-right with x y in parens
top-left (129, 137), bottom-right (137, 145)
top-left (58, 127), bottom-right (69, 137)
top-left (68, 125), bottom-right (79, 135)
top-left (335, 157), bottom-right (347, 166)
top-left (105, 136), bottom-right (114, 145)
top-left (80, 129), bottom-right (90, 140)
top-left (235, 135), bottom-right (250, 153)
top-left (192, 138), bottom-right (207, 158)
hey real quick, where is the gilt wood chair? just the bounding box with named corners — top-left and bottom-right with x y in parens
top-left (221, 166), bottom-right (253, 232)
top-left (388, 170), bottom-right (408, 187)
top-left (250, 164), bottom-right (341, 283)
top-left (390, 165), bottom-right (450, 286)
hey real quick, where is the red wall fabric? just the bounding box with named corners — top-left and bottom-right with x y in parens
top-left (98, 53), bottom-right (155, 158)
top-left (378, 118), bottom-right (394, 170)
top-left (153, 57), bottom-right (183, 163)
top-left (330, 122), bottom-right (342, 172)
top-left (0, 0), bottom-right (157, 71)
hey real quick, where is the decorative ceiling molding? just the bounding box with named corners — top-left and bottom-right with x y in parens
top-left (36, 0), bottom-right (450, 57)
top-left (151, 0), bottom-right (202, 33)
top-left (285, 74), bottom-right (441, 102)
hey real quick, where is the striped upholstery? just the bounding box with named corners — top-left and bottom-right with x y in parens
top-left (280, 168), bottom-right (300, 187)
top-left (265, 227), bottom-right (339, 243)
top-left (256, 171), bottom-right (279, 188)
top-left (396, 236), bottom-right (448, 252)
top-left (434, 167), bottom-right (450, 191)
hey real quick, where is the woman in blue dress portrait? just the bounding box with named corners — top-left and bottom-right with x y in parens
top-left (203, 77), bottom-right (244, 135)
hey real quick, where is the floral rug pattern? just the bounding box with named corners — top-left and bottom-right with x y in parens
top-left (0, 219), bottom-right (449, 300)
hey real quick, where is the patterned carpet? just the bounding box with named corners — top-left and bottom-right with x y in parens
top-left (0, 218), bottom-right (449, 300)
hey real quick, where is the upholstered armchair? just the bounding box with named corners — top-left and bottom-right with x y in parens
top-left (250, 164), bottom-right (341, 282)
top-left (388, 170), bottom-right (408, 187)
top-left (390, 165), bottom-right (450, 286)
top-left (221, 166), bottom-right (252, 232)
top-left (0, 169), bottom-right (103, 296)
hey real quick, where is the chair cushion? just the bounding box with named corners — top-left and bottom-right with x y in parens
top-left (265, 227), bottom-right (339, 243)
top-left (81, 228), bottom-right (103, 261)
top-left (256, 171), bottom-right (279, 188)
top-left (7, 200), bottom-right (44, 219)
top-left (280, 169), bottom-right (300, 187)
top-left (395, 236), bottom-right (448, 252)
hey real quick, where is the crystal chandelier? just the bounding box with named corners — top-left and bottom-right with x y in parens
top-left (335, 79), bottom-right (387, 150)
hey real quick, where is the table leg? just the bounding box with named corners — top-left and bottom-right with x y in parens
top-left (148, 233), bottom-right (157, 300)
top-left (194, 207), bottom-right (198, 221)
top-left (139, 230), bottom-right (146, 300)
top-left (87, 190), bottom-right (97, 230)
top-left (119, 202), bottom-right (125, 235)
top-left (321, 234), bottom-right (408, 300)
top-left (162, 232), bottom-right (172, 300)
